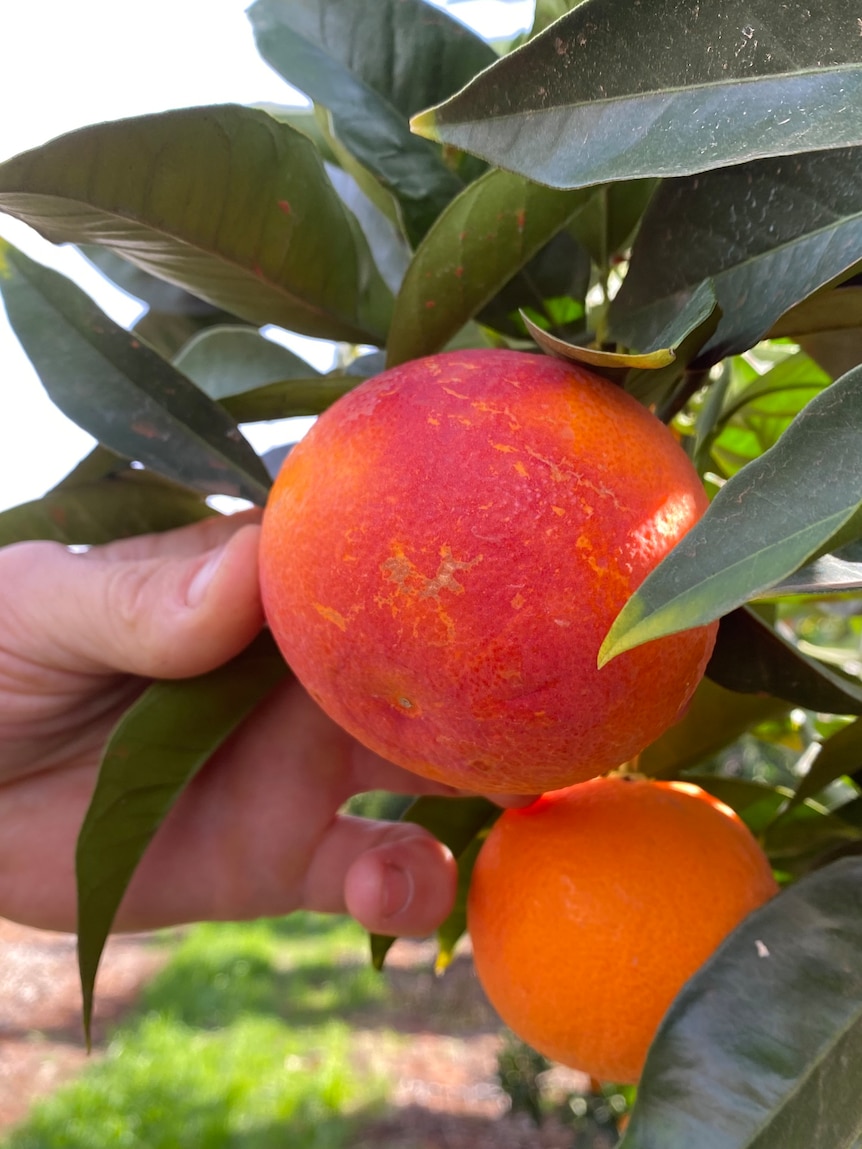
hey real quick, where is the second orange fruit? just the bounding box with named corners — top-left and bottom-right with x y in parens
top-left (467, 775), bottom-right (779, 1083)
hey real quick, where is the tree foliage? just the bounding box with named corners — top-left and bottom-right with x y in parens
top-left (2, 2), bottom-right (862, 1144)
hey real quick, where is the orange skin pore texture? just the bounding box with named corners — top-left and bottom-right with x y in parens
top-left (467, 776), bottom-right (780, 1083)
top-left (260, 350), bottom-right (717, 794)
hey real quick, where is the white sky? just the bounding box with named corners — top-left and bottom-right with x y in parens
top-left (0, 0), bottom-right (532, 513)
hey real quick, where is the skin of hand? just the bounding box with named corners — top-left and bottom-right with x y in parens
top-left (0, 511), bottom-right (482, 940)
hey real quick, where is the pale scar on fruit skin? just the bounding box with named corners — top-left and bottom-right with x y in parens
top-left (375, 545), bottom-right (484, 642)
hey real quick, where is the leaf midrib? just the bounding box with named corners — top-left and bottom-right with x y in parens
top-left (438, 62), bottom-right (862, 122)
top-left (14, 252), bottom-right (268, 494)
top-left (0, 189), bottom-right (374, 338)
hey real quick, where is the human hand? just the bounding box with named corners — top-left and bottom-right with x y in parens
top-left (0, 512), bottom-right (464, 939)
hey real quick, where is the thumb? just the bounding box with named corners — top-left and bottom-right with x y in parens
top-left (2, 520), bottom-right (264, 679)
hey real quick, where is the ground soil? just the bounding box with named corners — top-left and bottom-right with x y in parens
top-left (0, 920), bottom-right (590, 1148)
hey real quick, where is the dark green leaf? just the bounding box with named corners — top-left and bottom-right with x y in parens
top-left (248, 0), bottom-right (482, 244)
top-left (50, 445), bottom-right (128, 491)
top-left (600, 367), bottom-right (862, 663)
top-left (765, 800), bottom-right (862, 878)
top-left (787, 720), bottom-right (862, 810)
top-left (707, 608), bottom-right (862, 716)
top-left (220, 377), bottom-right (356, 423)
top-left (435, 834), bottom-right (485, 975)
top-left (413, 0), bottom-right (862, 189)
top-left (173, 325), bottom-right (320, 400)
top-left (0, 470), bottom-right (214, 548)
top-left (610, 150), bottom-right (862, 364)
top-left (386, 169), bottom-right (590, 365)
top-left (0, 242), bottom-right (272, 505)
top-left (77, 632), bottom-right (290, 1044)
top-left (567, 180), bottom-right (660, 272)
top-left (0, 105), bottom-right (391, 344)
top-left (640, 677), bottom-right (789, 780)
top-left (769, 285), bottom-right (862, 339)
top-left (370, 795), bottom-right (498, 970)
top-left (621, 859), bottom-right (862, 1149)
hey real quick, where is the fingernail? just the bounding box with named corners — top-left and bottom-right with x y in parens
top-left (381, 863), bottom-right (414, 919)
top-left (186, 544), bottom-right (227, 608)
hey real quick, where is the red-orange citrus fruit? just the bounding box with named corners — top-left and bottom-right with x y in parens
top-left (260, 349), bottom-right (717, 793)
top-left (467, 776), bottom-right (779, 1083)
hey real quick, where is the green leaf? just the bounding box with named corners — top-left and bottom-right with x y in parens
top-left (0, 104), bottom-right (392, 344)
top-left (248, 0), bottom-right (485, 244)
top-left (620, 858), bottom-right (862, 1149)
top-left (0, 470), bottom-right (214, 548)
top-left (567, 180), bottom-right (660, 273)
top-left (412, 0), bottom-right (862, 189)
top-left (0, 242), bottom-right (272, 504)
top-left (76, 632), bottom-right (290, 1045)
top-left (610, 150), bottom-right (862, 364)
top-left (173, 325), bottom-right (320, 401)
top-left (769, 552), bottom-right (862, 595)
top-left (786, 720), bottom-right (862, 810)
top-left (50, 445), bottom-right (128, 491)
top-left (706, 608), bottom-right (862, 717)
top-left (704, 350), bottom-right (831, 476)
top-left (765, 800), bottom-right (862, 878)
top-left (370, 795), bottom-right (498, 970)
top-left (523, 313), bottom-right (674, 371)
top-left (386, 169), bottom-right (591, 366)
top-left (640, 677), bottom-right (789, 780)
top-left (769, 285), bottom-right (862, 339)
top-left (220, 377), bottom-right (357, 424)
top-left (79, 246), bottom-right (225, 319)
top-left (599, 366), bottom-right (862, 664)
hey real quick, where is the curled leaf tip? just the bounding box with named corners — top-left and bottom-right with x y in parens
top-left (410, 108), bottom-right (440, 142)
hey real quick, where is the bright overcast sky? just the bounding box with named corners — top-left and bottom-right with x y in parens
top-left (0, 0), bottom-right (532, 513)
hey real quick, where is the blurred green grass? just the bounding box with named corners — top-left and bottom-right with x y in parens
top-left (3, 914), bottom-right (395, 1149)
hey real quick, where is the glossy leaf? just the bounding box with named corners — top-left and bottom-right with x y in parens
top-left (610, 149), bottom-right (862, 364)
top-left (0, 104), bottom-right (392, 344)
top-left (599, 366), bottom-right (862, 665)
top-left (707, 608), bottom-right (862, 716)
top-left (370, 795), bottom-right (498, 970)
top-left (173, 325), bottom-right (320, 400)
top-left (621, 859), bottom-right (862, 1149)
top-left (386, 169), bottom-right (591, 366)
top-left (769, 552), bottom-right (862, 595)
top-left (413, 0), bottom-right (862, 189)
top-left (0, 242), bottom-right (272, 504)
top-left (247, 0), bottom-right (487, 243)
top-left (1, 245), bottom-right (269, 501)
top-left (76, 632), bottom-right (290, 1044)
top-left (640, 677), bottom-right (789, 779)
top-left (0, 470), bottom-right (214, 548)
